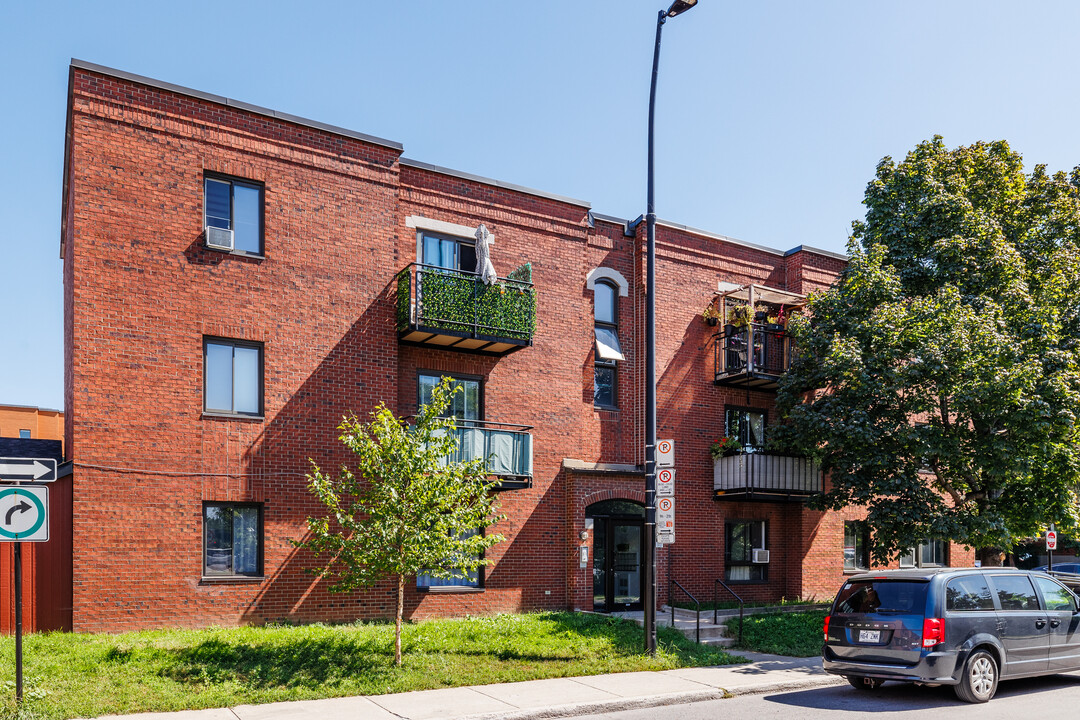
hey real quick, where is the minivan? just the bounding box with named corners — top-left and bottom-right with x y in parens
top-left (822, 568), bottom-right (1080, 702)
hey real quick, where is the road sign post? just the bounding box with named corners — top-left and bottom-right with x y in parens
top-left (1048, 526), bottom-right (1058, 572)
top-left (0, 484), bottom-right (49, 705)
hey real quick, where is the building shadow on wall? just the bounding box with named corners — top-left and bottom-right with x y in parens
top-left (237, 279), bottom-right (403, 625)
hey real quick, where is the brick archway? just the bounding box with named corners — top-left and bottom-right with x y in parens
top-left (578, 488), bottom-right (646, 520)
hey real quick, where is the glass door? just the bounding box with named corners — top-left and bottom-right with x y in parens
top-left (591, 516), bottom-right (644, 611)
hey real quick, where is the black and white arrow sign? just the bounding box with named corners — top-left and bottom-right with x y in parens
top-left (0, 458), bottom-right (57, 483)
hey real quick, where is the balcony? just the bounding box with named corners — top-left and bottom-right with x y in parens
top-left (713, 450), bottom-right (822, 501)
top-left (396, 263), bottom-right (535, 356)
top-left (711, 283), bottom-right (805, 391)
top-left (714, 324), bottom-right (794, 390)
top-left (433, 420), bottom-right (534, 490)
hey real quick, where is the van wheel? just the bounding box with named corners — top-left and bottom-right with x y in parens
top-left (847, 675), bottom-right (885, 691)
top-left (955, 650), bottom-right (997, 703)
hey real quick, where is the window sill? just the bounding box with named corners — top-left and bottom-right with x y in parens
top-left (204, 245), bottom-right (266, 261)
top-left (200, 575), bottom-right (265, 585)
top-left (417, 586), bottom-right (485, 594)
top-left (844, 568), bottom-right (870, 575)
top-left (202, 411), bottom-right (265, 422)
top-left (593, 405), bottom-right (619, 413)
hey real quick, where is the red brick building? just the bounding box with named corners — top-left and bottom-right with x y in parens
top-left (59, 60), bottom-right (971, 632)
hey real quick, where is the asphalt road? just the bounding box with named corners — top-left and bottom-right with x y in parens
top-left (574, 672), bottom-right (1080, 719)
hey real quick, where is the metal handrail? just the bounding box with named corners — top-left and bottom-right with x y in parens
top-left (715, 579), bottom-right (745, 645)
top-left (670, 579), bottom-right (701, 644)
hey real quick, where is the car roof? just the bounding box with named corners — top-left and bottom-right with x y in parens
top-left (844, 567), bottom-right (1035, 582)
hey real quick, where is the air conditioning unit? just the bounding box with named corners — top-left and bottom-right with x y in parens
top-left (752, 548), bottom-right (770, 564)
top-left (205, 226), bottom-right (234, 251)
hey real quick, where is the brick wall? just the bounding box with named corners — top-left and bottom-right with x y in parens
top-left (64, 64), bottom-right (971, 633)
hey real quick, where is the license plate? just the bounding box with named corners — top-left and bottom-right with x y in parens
top-left (859, 630), bottom-right (881, 643)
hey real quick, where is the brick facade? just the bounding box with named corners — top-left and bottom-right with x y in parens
top-left (61, 61), bottom-right (972, 632)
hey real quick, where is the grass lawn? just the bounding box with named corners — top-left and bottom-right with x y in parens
top-left (733, 610), bottom-right (827, 657)
top-left (0, 612), bottom-right (744, 720)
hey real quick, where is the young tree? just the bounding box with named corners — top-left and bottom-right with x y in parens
top-left (296, 378), bottom-right (505, 665)
top-left (776, 137), bottom-right (1080, 564)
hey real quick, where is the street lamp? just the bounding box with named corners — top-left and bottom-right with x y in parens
top-left (644, 0), bottom-right (697, 656)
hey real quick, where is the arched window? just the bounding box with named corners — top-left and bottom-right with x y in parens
top-left (594, 279), bottom-right (622, 409)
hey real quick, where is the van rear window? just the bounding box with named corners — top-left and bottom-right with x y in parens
top-left (834, 580), bottom-right (928, 614)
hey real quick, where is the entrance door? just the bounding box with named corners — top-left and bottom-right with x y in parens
top-left (588, 500), bottom-right (645, 612)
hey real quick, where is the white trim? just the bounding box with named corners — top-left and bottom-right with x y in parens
top-left (586, 267), bottom-right (629, 297)
top-left (406, 216), bottom-right (495, 244)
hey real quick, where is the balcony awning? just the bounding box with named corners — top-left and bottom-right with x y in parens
top-left (717, 283), bottom-right (807, 307)
top-left (595, 327), bottom-right (624, 361)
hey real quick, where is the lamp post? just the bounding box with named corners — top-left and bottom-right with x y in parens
top-left (644, 0), bottom-right (697, 656)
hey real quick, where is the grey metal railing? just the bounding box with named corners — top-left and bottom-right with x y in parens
top-left (713, 449), bottom-right (822, 496)
top-left (715, 579), bottom-right (745, 645)
top-left (669, 579), bottom-right (701, 644)
top-left (714, 323), bottom-right (792, 379)
top-left (431, 420), bottom-right (533, 479)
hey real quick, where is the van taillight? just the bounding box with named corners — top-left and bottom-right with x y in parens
top-left (824, 615), bottom-right (831, 642)
top-left (922, 617), bottom-right (944, 648)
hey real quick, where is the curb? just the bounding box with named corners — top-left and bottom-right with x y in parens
top-left (457, 675), bottom-right (845, 720)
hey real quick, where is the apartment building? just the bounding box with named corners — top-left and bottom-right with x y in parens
top-left (58, 60), bottom-right (971, 632)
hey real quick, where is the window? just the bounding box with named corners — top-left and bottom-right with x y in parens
top-left (417, 528), bottom-right (483, 589)
top-left (946, 575), bottom-right (994, 611)
top-left (204, 175), bottom-right (263, 254)
top-left (418, 373), bottom-right (481, 422)
top-left (900, 539), bottom-right (946, 568)
top-left (18, 429), bottom-right (30, 439)
top-left (594, 280), bottom-right (622, 409)
top-left (204, 338), bottom-right (263, 416)
top-left (725, 520), bottom-right (766, 582)
top-left (844, 521), bottom-right (870, 572)
top-left (420, 231), bottom-right (476, 272)
top-left (989, 574), bottom-right (1039, 611)
top-left (1034, 576), bottom-right (1078, 612)
top-left (726, 407), bottom-right (765, 451)
top-left (203, 503), bottom-right (262, 577)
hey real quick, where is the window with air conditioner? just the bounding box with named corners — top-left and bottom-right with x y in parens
top-left (725, 519), bottom-right (767, 582)
top-left (204, 175), bottom-right (263, 255)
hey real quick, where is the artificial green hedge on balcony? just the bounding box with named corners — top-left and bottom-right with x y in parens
top-left (396, 263), bottom-right (536, 341)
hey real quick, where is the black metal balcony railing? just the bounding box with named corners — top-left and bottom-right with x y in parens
top-left (396, 263), bottom-right (536, 356)
top-left (713, 323), bottom-right (793, 390)
top-left (713, 448), bottom-right (822, 501)
top-left (428, 419), bottom-right (533, 490)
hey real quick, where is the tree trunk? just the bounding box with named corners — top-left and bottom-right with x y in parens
top-left (978, 546), bottom-right (1004, 567)
top-left (395, 574), bottom-right (404, 666)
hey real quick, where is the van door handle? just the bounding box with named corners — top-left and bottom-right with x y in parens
top-left (1035, 619), bottom-right (1047, 629)
top-left (1050, 619), bottom-right (1061, 628)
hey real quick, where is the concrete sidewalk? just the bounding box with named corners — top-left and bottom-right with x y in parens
top-left (105, 652), bottom-right (841, 720)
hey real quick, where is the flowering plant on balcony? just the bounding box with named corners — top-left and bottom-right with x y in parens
top-left (710, 435), bottom-right (742, 460)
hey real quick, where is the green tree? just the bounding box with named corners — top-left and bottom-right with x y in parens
top-left (296, 378), bottom-right (505, 664)
top-left (776, 137), bottom-right (1080, 564)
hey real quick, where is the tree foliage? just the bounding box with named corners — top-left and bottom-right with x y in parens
top-left (776, 137), bottom-right (1080, 562)
top-left (295, 377), bottom-right (505, 664)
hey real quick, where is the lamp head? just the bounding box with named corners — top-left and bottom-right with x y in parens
top-left (666, 0), bottom-right (697, 17)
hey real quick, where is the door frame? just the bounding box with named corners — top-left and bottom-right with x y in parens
top-left (587, 500), bottom-right (645, 613)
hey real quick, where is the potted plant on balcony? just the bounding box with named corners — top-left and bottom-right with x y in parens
top-left (702, 303), bottom-right (721, 326)
top-left (753, 302), bottom-right (769, 324)
top-left (710, 435), bottom-right (742, 460)
top-left (766, 304), bottom-right (786, 332)
top-left (727, 301), bottom-right (751, 331)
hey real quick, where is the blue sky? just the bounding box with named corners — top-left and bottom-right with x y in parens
top-left (4, 0), bottom-right (1080, 411)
